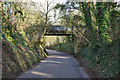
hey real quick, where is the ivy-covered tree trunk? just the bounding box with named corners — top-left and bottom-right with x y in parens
top-left (95, 2), bottom-right (114, 46)
top-left (82, 3), bottom-right (96, 46)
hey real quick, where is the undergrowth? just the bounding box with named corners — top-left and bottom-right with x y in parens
top-left (2, 29), bottom-right (47, 78)
top-left (77, 41), bottom-right (119, 78)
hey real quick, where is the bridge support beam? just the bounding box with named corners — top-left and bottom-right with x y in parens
top-left (74, 36), bottom-right (78, 54)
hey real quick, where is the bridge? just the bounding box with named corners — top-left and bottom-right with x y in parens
top-left (44, 25), bottom-right (73, 36)
top-left (43, 25), bottom-right (78, 54)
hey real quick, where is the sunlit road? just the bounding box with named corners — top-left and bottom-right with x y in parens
top-left (18, 49), bottom-right (89, 78)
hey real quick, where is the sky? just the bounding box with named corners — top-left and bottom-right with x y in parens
top-left (1, 0), bottom-right (120, 2)
top-left (31, 0), bottom-right (66, 3)
top-left (3, 0), bottom-right (119, 24)
top-left (31, 0), bottom-right (67, 25)
top-left (31, 0), bottom-right (120, 2)
top-left (30, 0), bottom-right (120, 25)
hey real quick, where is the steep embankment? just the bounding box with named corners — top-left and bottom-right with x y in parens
top-left (2, 31), bottom-right (48, 78)
top-left (77, 41), bottom-right (118, 78)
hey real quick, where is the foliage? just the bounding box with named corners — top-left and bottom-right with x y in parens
top-left (1, 2), bottom-right (48, 78)
top-left (50, 41), bottom-right (74, 54)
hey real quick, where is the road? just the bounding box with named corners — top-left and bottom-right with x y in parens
top-left (18, 49), bottom-right (89, 78)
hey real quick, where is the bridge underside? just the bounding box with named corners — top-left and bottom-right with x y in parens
top-left (43, 26), bottom-right (78, 54)
top-left (45, 26), bottom-right (72, 36)
top-left (44, 33), bottom-right (72, 36)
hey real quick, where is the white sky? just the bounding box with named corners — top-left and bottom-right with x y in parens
top-left (31, 0), bottom-right (120, 2)
top-left (31, 0), bottom-right (67, 25)
top-left (31, 0), bottom-right (120, 25)
top-left (1, 0), bottom-right (120, 2)
top-left (32, 0), bottom-right (66, 3)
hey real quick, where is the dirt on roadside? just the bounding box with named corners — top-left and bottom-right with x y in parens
top-left (73, 54), bottom-right (99, 78)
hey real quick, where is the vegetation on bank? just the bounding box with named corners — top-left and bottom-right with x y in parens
top-left (2, 31), bottom-right (47, 78)
top-left (1, 2), bottom-right (48, 78)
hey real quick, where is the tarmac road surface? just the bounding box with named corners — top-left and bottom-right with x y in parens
top-left (18, 49), bottom-right (89, 78)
